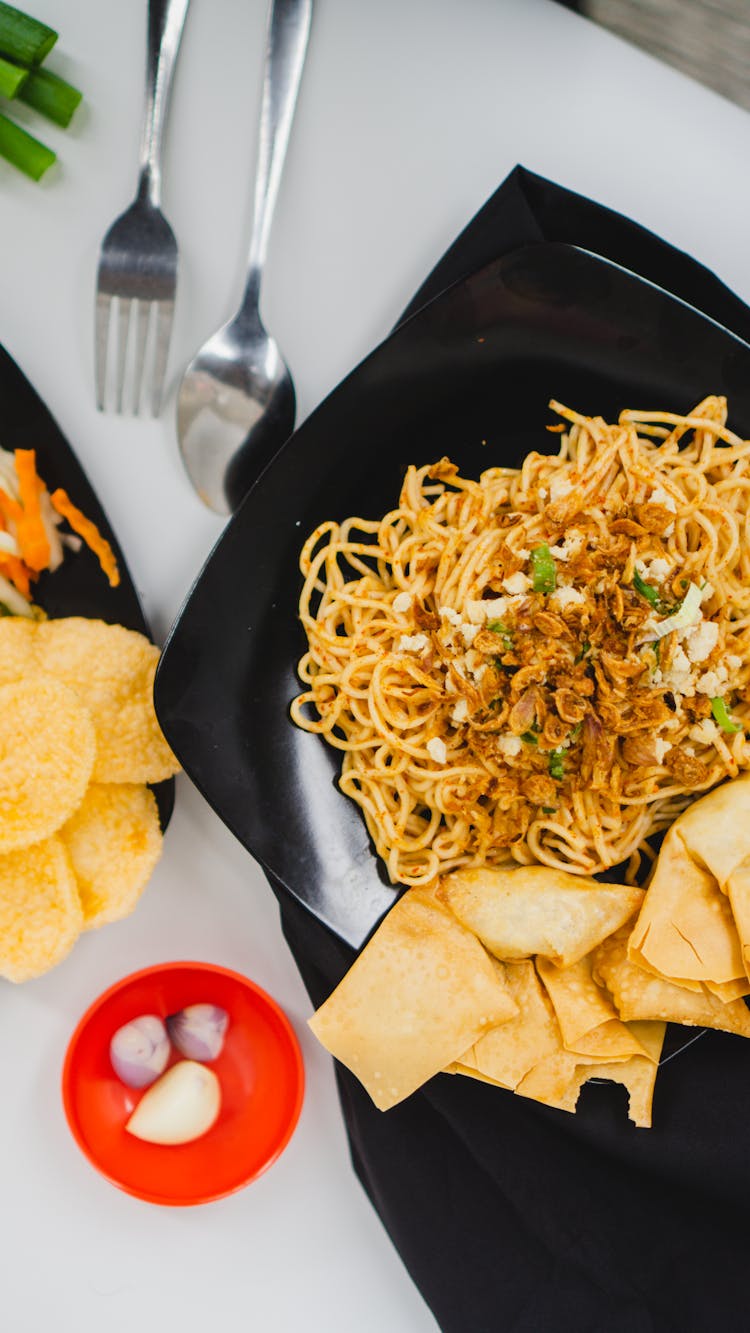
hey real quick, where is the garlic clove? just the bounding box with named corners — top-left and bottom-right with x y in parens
top-left (166, 1003), bottom-right (229, 1062)
top-left (125, 1060), bottom-right (221, 1145)
top-left (110, 1014), bottom-right (170, 1088)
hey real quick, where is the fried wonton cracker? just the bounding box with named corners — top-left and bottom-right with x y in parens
top-left (552, 1022), bottom-right (666, 1128)
top-left (60, 783), bottom-right (163, 929)
top-left (0, 676), bottom-right (95, 851)
top-left (669, 776), bottom-right (750, 983)
top-left (34, 618), bottom-right (179, 784)
top-left (0, 837), bottom-right (82, 981)
top-left (438, 865), bottom-right (643, 968)
top-left (455, 959), bottom-right (560, 1089)
top-left (309, 886), bottom-right (518, 1111)
top-left (628, 828), bottom-right (745, 986)
top-left (704, 975), bottom-right (750, 1003)
top-left (515, 1048), bottom-right (598, 1105)
top-left (536, 953), bottom-right (649, 1062)
top-left (595, 930), bottom-right (750, 1037)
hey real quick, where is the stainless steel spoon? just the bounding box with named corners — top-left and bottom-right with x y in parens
top-left (177, 0), bottom-right (312, 514)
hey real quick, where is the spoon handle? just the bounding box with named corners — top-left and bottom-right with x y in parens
top-left (242, 0), bottom-right (313, 310)
top-left (137, 0), bottom-right (191, 208)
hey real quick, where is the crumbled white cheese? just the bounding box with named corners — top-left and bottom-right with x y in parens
top-left (439, 605), bottom-right (462, 626)
top-left (501, 572), bottom-right (532, 595)
top-left (727, 654), bottom-right (743, 671)
top-left (465, 598), bottom-right (501, 624)
top-left (515, 547), bottom-right (531, 561)
top-left (465, 596), bottom-right (524, 624)
top-left (660, 645), bottom-right (695, 697)
top-left (459, 623), bottom-right (481, 647)
top-left (392, 591), bottom-right (412, 613)
top-left (700, 582), bottom-right (715, 604)
top-left (690, 718), bottom-right (720, 746)
top-left (653, 737), bottom-right (672, 763)
top-left (470, 663), bottom-right (488, 685)
top-left (695, 666), bottom-right (729, 697)
top-left (451, 698), bottom-right (469, 724)
top-left (635, 556), bottom-right (672, 583)
top-left (550, 529), bottom-right (586, 562)
top-left (549, 475), bottom-right (573, 502)
top-left (397, 633), bottom-right (428, 653)
top-left (683, 619), bottom-right (719, 664)
top-left (538, 487), bottom-right (548, 500)
top-left (663, 523), bottom-right (675, 539)
top-left (497, 735), bottom-right (522, 758)
top-left (426, 737), bottom-right (447, 764)
top-left (549, 586), bottom-right (586, 611)
top-left (649, 485), bottom-right (677, 513)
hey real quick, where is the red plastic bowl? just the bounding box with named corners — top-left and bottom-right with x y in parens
top-left (62, 961), bottom-right (305, 1206)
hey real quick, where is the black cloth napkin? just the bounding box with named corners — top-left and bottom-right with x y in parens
top-left (269, 167), bottom-right (750, 1333)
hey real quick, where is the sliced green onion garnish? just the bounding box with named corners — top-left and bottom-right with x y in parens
top-left (0, 1), bottom-right (56, 65)
top-left (633, 569), bottom-right (688, 620)
top-left (569, 722), bottom-right (583, 742)
top-left (710, 696), bottom-right (742, 734)
top-left (0, 53), bottom-right (26, 97)
top-left (18, 66), bottom-right (82, 126)
top-left (633, 569), bottom-right (659, 606)
top-left (541, 806), bottom-right (557, 815)
top-left (487, 619), bottom-right (513, 650)
top-left (574, 640), bottom-right (591, 663)
top-left (548, 748), bottom-right (565, 781)
top-left (0, 108), bottom-right (54, 178)
top-left (530, 543), bottom-right (556, 594)
top-left (520, 731), bottom-right (538, 745)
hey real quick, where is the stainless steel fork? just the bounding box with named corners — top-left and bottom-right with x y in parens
top-left (95, 0), bottom-right (190, 416)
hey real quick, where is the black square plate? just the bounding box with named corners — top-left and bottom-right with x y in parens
top-left (0, 344), bottom-right (174, 829)
top-left (154, 242), bottom-right (750, 946)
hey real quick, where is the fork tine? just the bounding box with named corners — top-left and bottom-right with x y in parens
top-left (94, 291), bottom-right (112, 412)
top-left (115, 297), bottom-right (133, 414)
top-left (150, 299), bottom-right (174, 417)
top-left (131, 299), bottom-right (151, 416)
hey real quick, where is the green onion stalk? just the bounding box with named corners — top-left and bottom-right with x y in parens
top-left (19, 65), bottom-right (81, 126)
top-left (0, 0), bottom-right (56, 64)
top-left (0, 52), bottom-right (25, 97)
top-left (530, 543), bottom-right (556, 594)
top-left (0, 107), bottom-right (53, 177)
top-left (710, 696), bottom-right (742, 734)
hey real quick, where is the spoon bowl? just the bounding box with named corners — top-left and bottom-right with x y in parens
top-left (175, 0), bottom-right (311, 515)
top-left (177, 309), bottom-right (296, 513)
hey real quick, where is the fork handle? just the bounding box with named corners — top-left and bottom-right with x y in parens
top-left (137, 0), bottom-right (191, 207)
top-left (241, 0), bottom-right (313, 311)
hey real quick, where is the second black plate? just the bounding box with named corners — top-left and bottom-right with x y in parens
top-left (0, 344), bottom-right (174, 829)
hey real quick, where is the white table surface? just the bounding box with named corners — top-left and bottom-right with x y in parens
top-left (1, 1), bottom-right (749, 1329)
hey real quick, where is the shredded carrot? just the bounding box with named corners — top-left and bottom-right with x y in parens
top-left (0, 487), bottom-right (22, 527)
top-left (49, 488), bottom-right (120, 588)
top-left (0, 555), bottom-right (31, 598)
top-left (14, 449), bottom-right (50, 572)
